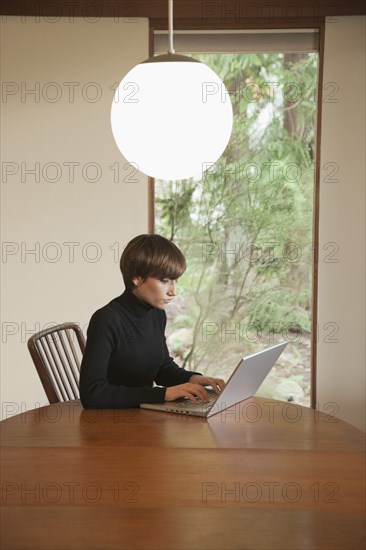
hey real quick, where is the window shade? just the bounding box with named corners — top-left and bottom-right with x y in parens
top-left (154, 29), bottom-right (319, 54)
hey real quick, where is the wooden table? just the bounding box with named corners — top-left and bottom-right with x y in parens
top-left (1, 397), bottom-right (364, 550)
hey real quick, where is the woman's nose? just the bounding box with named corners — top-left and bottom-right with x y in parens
top-left (168, 281), bottom-right (176, 296)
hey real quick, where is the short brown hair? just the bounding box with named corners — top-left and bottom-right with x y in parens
top-left (120, 234), bottom-right (186, 291)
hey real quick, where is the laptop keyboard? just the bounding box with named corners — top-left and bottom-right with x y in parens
top-left (179, 392), bottom-right (217, 410)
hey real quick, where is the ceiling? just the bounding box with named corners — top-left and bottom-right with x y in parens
top-left (2, 1), bottom-right (366, 29)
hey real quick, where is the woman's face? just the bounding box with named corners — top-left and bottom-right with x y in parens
top-left (132, 277), bottom-right (177, 309)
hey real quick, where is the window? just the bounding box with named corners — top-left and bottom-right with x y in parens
top-left (154, 31), bottom-right (319, 406)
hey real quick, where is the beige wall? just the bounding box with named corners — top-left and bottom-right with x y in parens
top-left (1, 17), bottom-right (149, 418)
top-left (317, 16), bottom-right (366, 431)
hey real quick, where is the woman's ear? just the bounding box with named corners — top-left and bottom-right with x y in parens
top-left (132, 276), bottom-right (143, 287)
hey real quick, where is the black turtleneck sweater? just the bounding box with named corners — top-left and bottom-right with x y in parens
top-left (79, 290), bottom-right (200, 408)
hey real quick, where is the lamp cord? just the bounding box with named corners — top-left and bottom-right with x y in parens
top-left (168, 0), bottom-right (175, 54)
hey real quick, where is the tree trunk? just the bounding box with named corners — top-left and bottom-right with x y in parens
top-left (283, 53), bottom-right (307, 138)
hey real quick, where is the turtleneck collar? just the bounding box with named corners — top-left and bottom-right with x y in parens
top-left (117, 288), bottom-right (154, 319)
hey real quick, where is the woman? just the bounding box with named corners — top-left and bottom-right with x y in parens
top-left (80, 234), bottom-right (225, 408)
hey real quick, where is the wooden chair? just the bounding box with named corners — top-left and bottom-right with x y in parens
top-left (27, 323), bottom-right (86, 404)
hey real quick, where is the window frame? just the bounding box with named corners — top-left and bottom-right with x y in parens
top-left (149, 22), bottom-right (325, 409)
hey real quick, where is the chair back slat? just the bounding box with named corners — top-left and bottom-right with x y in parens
top-left (37, 337), bottom-right (68, 402)
top-left (28, 323), bottom-right (86, 404)
top-left (41, 335), bottom-right (73, 401)
top-left (64, 329), bottom-right (82, 375)
top-left (52, 331), bottom-right (79, 397)
top-left (48, 333), bottom-right (76, 401)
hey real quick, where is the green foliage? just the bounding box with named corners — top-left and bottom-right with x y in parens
top-left (156, 52), bottom-right (317, 377)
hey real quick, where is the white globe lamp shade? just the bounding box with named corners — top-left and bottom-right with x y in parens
top-left (111, 54), bottom-right (233, 181)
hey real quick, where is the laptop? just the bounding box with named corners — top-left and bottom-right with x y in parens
top-left (140, 341), bottom-right (288, 418)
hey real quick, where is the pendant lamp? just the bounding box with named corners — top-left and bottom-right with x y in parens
top-left (111, 0), bottom-right (233, 181)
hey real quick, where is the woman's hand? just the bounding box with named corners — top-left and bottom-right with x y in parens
top-left (165, 383), bottom-right (210, 403)
top-left (189, 375), bottom-right (226, 394)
